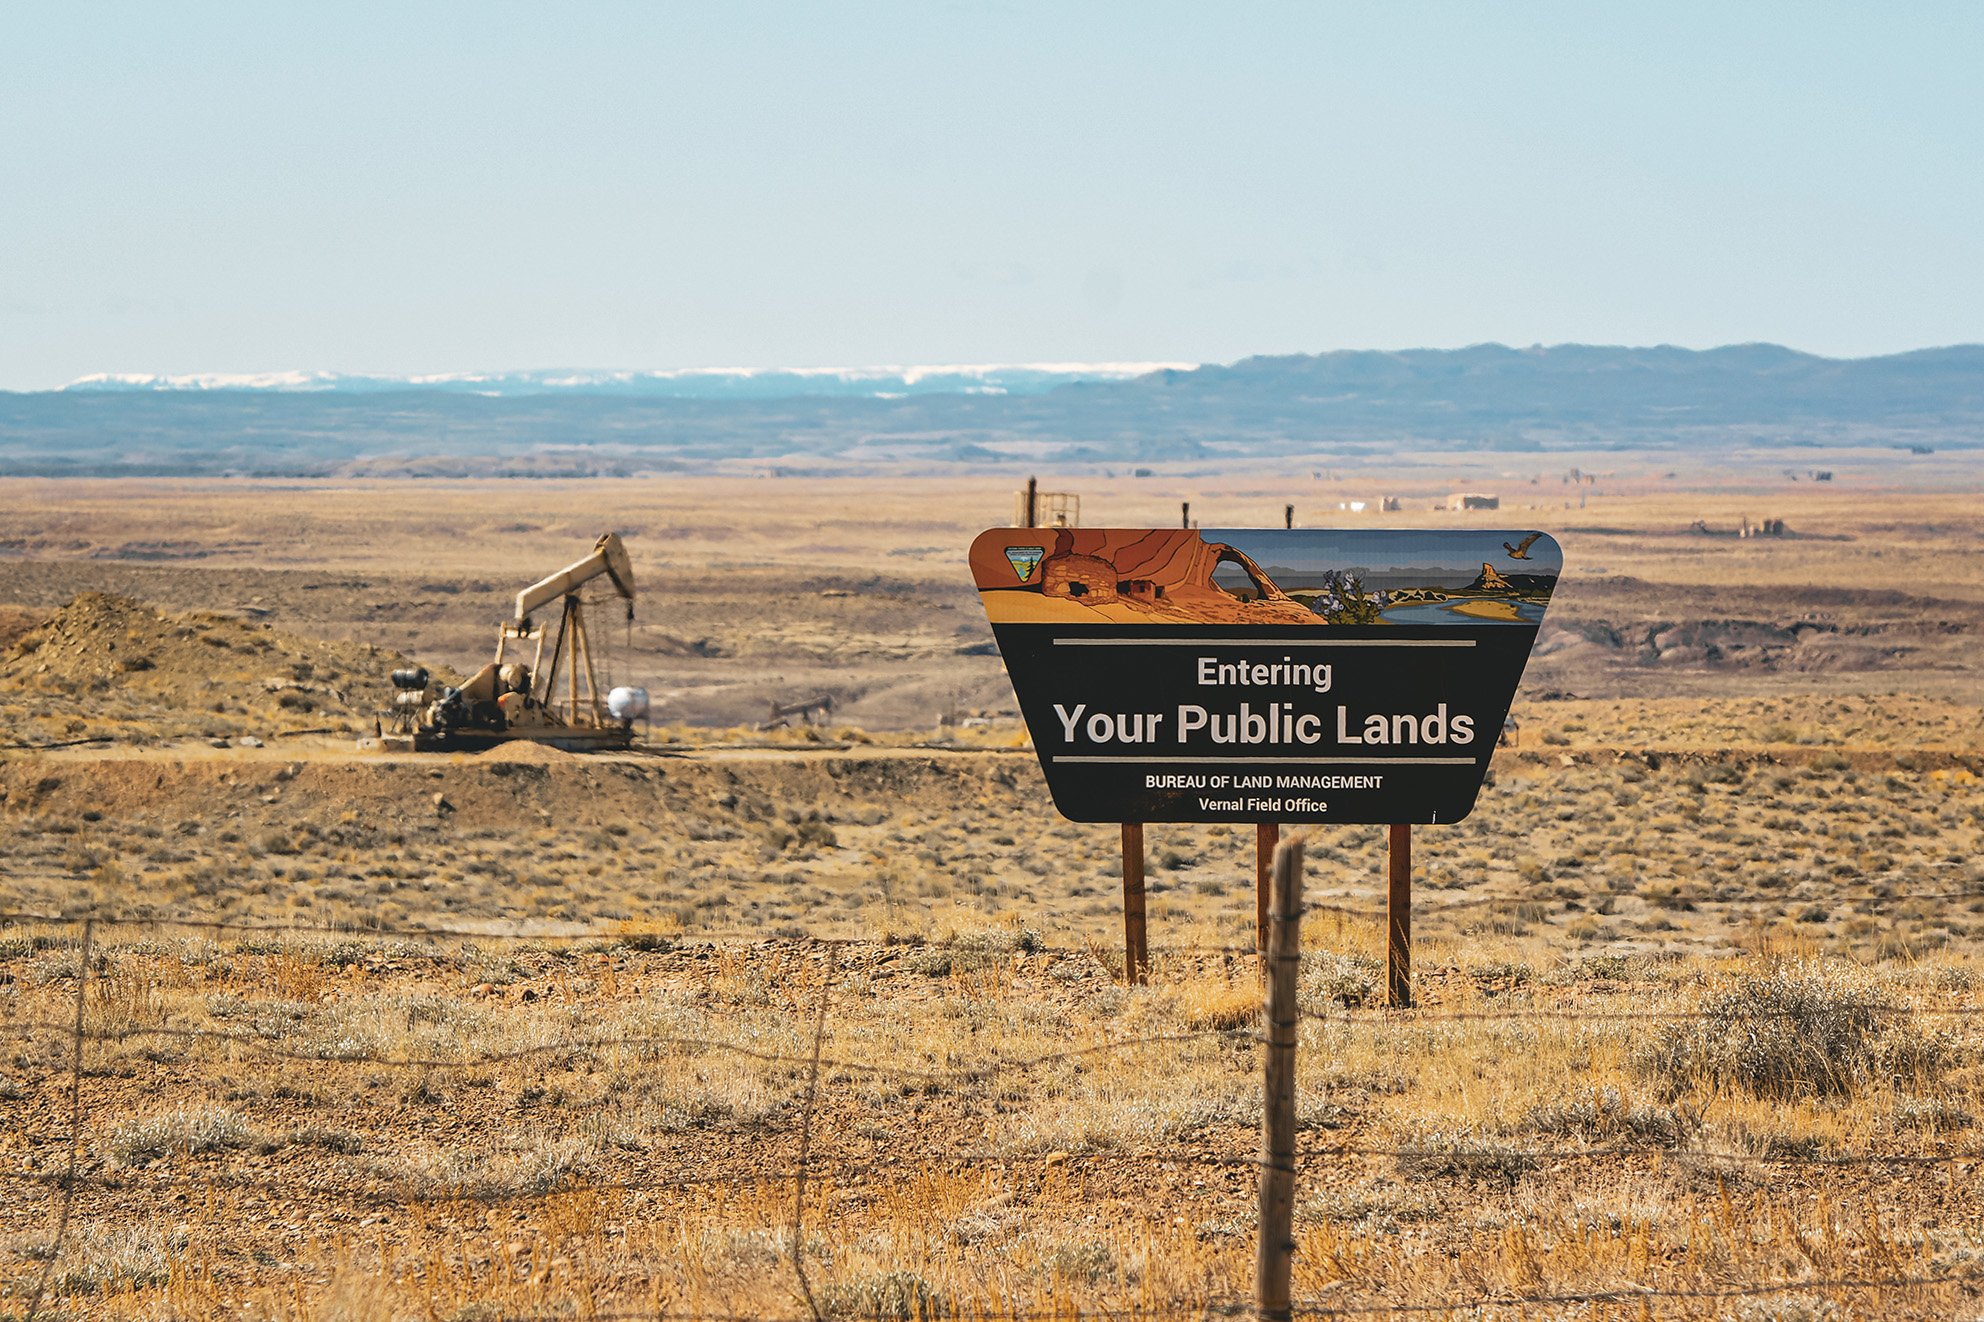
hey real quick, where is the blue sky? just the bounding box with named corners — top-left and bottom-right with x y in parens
top-left (3, 2), bottom-right (1980, 389)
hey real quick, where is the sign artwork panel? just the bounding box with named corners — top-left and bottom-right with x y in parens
top-left (971, 527), bottom-right (1560, 824)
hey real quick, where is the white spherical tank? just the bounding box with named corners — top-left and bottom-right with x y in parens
top-left (607, 686), bottom-right (650, 722)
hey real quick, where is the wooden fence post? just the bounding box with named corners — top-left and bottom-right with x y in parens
top-left (1254, 822), bottom-right (1280, 953)
top-left (1121, 823), bottom-right (1148, 985)
top-left (1387, 823), bottom-right (1411, 1008)
top-left (1256, 834), bottom-right (1302, 1320)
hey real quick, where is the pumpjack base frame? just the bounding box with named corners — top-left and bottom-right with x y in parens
top-left (378, 727), bottom-right (634, 754)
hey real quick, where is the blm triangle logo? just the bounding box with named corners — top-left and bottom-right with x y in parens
top-left (1004, 545), bottom-right (1045, 583)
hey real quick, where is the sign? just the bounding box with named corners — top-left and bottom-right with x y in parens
top-left (970, 527), bottom-right (1560, 824)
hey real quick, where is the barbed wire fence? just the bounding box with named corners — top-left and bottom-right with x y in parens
top-left (4, 892), bottom-right (1984, 1320)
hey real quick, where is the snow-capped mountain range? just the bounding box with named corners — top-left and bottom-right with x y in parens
top-left (61, 363), bottom-right (1191, 400)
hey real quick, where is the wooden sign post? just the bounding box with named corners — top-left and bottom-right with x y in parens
top-left (1120, 823), bottom-right (1149, 984)
top-left (1255, 822), bottom-right (1280, 952)
top-left (1387, 823), bottom-right (1411, 1007)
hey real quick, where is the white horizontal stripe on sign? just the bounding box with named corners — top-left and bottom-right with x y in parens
top-left (1052, 755), bottom-right (1480, 766)
top-left (1049, 637), bottom-right (1474, 648)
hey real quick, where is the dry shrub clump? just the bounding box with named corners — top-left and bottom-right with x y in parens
top-left (1298, 951), bottom-right (1377, 1009)
top-left (29, 1224), bottom-right (176, 1297)
top-left (383, 1135), bottom-right (594, 1198)
top-left (1174, 978), bottom-right (1259, 1030)
top-left (110, 1107), bottom-right (260, 1163)
top-left (913, 924), bottom-right (1044, 975)
top-left (1515, 1086), bottom-right (1699, 1146)
top-left (1644, 967), bottom-right (1909, 1099)
top-left (818, 1270), bottom-right (947, 1319)
top-left (1395, 1134), bottom-right (1540, 1183)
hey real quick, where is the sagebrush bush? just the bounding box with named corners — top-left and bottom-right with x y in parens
top-left (44, 1224), bottom-right (174, 1296)
top-left (1173, 979), bottom-right (1258, 1030)
top-left (1517, 1086), bottom-right (1699, 1146)
top-left (1396, 1132), bottom-right (1538, 1183)
top-left (1644, 970), bottom-right (1897, 1099)
top-left (820, 1270), bottom-right (948, 1319)
top-left (1298, 951), bottom-right (1377, 1010)
top-left (112, 1108), bottom-right (259, 1163)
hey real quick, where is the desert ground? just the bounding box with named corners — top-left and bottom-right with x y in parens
top-left (3, 459), bottom-right (1983, 1318)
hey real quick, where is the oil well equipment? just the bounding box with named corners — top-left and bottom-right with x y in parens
top-left (380, 532), bottom-right (645, 752)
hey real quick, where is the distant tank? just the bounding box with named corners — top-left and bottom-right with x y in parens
top-left (607, 686), bottom-right (650, 724)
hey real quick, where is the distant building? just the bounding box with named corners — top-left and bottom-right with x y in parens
top-left (1337, 500), bottom-right (1369, 512)
top-left (1449, 493), bottom-right (1499, 510)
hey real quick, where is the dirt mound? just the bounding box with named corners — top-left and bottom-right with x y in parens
top-left (0, 592), bottom-right (452, 747)
top-left (476, 740), bottom-right (581, 763)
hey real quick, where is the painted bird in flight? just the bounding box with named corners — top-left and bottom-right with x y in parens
top-left (1502, 532), bottom-right (1542, 560)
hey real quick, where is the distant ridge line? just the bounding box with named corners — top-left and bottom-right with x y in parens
top-left (4, 342), bottom-right (1981, 477)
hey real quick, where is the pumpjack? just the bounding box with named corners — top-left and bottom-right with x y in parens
top-left (380, 533), bottom-right (646, 752)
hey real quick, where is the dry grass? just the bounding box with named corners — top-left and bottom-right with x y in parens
top-left (1, 907), bottom-right (1981, 1318)
top-left (1, 734), bottom-right (1978, 974)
